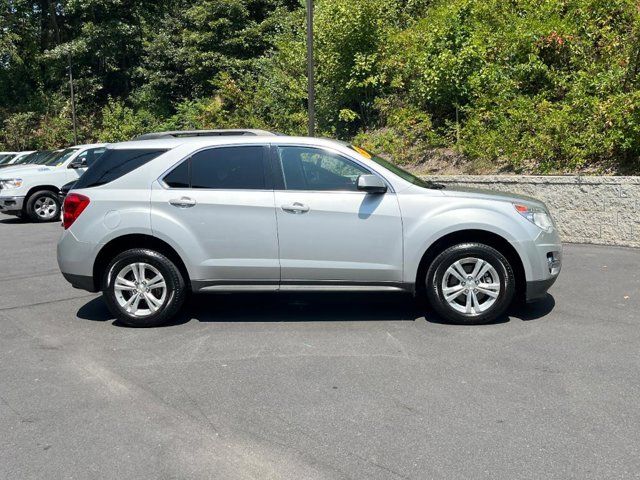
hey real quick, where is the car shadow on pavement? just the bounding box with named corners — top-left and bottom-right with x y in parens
top-left (76, 292), bottom-right (555, 327)
top-left (77, 292), bottom-right (423, 327)
top-left (508, 294), bottom-right (556, 321)
top-left (0, 216), bottom-right (27, 224)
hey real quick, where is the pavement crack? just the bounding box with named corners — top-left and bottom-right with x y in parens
top-left (0, 293), bottom-right (96, 312)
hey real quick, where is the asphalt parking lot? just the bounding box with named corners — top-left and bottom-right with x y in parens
top-left (1, 217), bottom-right (639, 480)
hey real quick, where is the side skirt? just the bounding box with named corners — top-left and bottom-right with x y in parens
top-left (191, 280), bottom-right (415, 294)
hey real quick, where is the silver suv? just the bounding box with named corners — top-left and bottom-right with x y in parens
top-left (57, 136), bottom-right (561, 327)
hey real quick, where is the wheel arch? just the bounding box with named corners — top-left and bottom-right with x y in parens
top-left (93, 234), bottom-right (191, 292)
top-left (415, 229), bottom-right (527, 302)
top-left (25, 184), bottom-right (60, 198)
top-left (23, 185), bottom-right (60, 209)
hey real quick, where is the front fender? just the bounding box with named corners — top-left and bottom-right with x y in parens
top-left (402, 202), bottom-right (536, 284)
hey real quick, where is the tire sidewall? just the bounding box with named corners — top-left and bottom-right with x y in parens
top-left (26, 191), bottom-right (60, 223)
top-left (426, 243), bottom-right (515, 324)
top-left (103, 249), bottom-right (185, 327)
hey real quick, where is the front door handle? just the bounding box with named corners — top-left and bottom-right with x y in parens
top-left (169, 196), bottom-right (196, 208)
top-left (281, 202), bottom-right (310, 214)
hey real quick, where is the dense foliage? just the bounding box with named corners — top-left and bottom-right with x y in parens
top-left (1, 0), bottom-right (639, 173)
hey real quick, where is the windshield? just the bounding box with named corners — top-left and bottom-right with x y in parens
top-left (0, 154), bottom-right (16, 165)
top-left (348, 146), bottom-right (444, 189)
top-left (21, 151), bottom-right (52, 164)
top-left (42, 148), bottom-right (78, 166)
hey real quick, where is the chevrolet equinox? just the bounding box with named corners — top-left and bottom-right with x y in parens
top-left (57, 136), bottom-right (561, 327)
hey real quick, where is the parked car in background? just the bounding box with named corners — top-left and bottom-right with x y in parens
top-left (4, 151), bottom-right (37, 166)
top-left (57, 136), bottom-right (562, 327)
top-left (0, 144), bottom-right (106, 222)
top-left (0, 150), bottom-right (54, 169)
top-left (0, 152), bottom-right (18, 165)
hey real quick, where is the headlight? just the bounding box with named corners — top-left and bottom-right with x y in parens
top-left (514, 203), bottom-right (554, 231)
top-left (0, 178), bottom-right (23, 189)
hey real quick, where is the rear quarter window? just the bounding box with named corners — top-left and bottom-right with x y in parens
top-left (74, 149), bottom-right (168, 189)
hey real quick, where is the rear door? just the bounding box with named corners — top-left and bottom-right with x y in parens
top-left (272, 145), bottom-right (404, 284)
top-left (151, 145), bottom-right (280, 285)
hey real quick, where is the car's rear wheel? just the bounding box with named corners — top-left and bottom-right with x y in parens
top-left (26, 190), bottom-right (60, 222)
top-left (102, 248), bottom-right (186, 327)
top-left (425, 243), bottom-right (515, 324)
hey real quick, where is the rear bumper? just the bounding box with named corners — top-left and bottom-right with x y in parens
top-left (61, 272), bottom-right (98, 293)
top-left (0, 195), bottom-right (25, 214)
top-left (525, 276), bottom-right (558, 302)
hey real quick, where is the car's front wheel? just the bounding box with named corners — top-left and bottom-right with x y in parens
top-left (102, 248), bottom-right (187, 327)
top-left (425, 243), bottom-right (515, 324)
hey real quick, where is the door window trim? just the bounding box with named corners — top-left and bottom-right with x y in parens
top-left (159, 144), bottom-right (274, 191)
top-left (269, 144), bottom-right (394, 193)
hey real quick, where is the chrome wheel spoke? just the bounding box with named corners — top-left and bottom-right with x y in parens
top-left (129, 293), bottom-right (142, 313)
top-left (476, 286), bottom-right (499, 298)
top-left (131, 263), bottom-right (142, 282)
top-left (446, 266), bottom-right (465, 283)
top-left (124, 292), bottom-right (140, 312)
top-left (146, 275), bottom-right (166, 290)
top-left (470, 259), bottom-right (485, 279)
top-left (144, 292), bottom-right (162, 312)
top-left (443, 284), bottom-right (465, 302)
top-left (471, 290), bottom-right (482, 313)
top-left (475, 262), bottom-right (492, 282)
top-left (453, 261), bottom-right (468, 278)
top-left (114, 276), bottom-right (136, 292)
top-left (465, 290), bottom-right (473, 314)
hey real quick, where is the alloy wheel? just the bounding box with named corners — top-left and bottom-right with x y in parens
top-left (33, 196), bottom-right (58, 220)
top-left (113, 262), bottom-right (167, 317)
top-left (441, 257), bottom-right (501, 316)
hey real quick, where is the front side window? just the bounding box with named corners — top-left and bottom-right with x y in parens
top-left (163, 146), bottom-right (267, 190)
top-left (75, 147), bottom-right (107, 167)
top-left (277, 146), bottom-right (369, 191)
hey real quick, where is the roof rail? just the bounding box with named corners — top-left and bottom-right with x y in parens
top-left (132, 129), bottom-right (277, 140)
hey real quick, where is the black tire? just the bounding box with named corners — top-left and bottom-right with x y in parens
top-left (25, 190), bottom-right (60, 222)
top-left (102, 248), bottom-right (187, 327)
top-left (425, 243), bottom-right (515, 325)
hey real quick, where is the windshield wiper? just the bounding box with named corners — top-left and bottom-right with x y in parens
top-left (421, 179), bottom-right (446, 189)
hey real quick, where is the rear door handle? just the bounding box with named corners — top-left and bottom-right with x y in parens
top-left (169, 196), bottom-right (196, 208)
top-left (281, 202), bottom-right (310, 214)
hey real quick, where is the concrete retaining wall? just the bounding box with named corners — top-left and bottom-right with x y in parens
top-left (428, 175), bottom-right (640, 248)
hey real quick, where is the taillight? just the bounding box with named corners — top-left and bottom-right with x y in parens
top-left (63, 193), bottom-right (90, 229)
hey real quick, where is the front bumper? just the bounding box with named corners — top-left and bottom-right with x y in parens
top-left (525, 276), bottom-right (558, 302)
top-left (0, 195), bottom-right (25, 214)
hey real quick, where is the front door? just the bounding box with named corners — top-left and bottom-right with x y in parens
top-left (272, 145), bottom-right (403, 284)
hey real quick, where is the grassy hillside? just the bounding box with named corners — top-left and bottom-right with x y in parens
top-left (1, 0), bottom-right (639, 174)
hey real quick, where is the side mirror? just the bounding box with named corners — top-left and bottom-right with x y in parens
top-left (357, 174), bottom-right (387, 194)
top-left (68, 159), bottom-right (87, 169)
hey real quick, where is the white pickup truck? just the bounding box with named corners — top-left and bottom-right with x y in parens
top-left (0, 143), bottom-right (106, 222)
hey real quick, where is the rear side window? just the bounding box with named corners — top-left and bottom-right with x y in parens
top-left (74, 149), bottom-right (167, 189)
top-left (163, 146), bottom-right (267, 190)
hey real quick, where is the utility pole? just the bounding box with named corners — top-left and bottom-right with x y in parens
top-left (68, 54), bottom-right (78, 145)
top-left (306, 0), bottom-right (315, 137)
